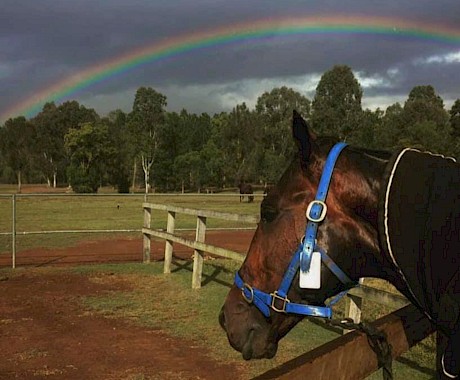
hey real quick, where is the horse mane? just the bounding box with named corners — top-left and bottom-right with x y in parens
top-left (314, 136), bottom-right (392, 162)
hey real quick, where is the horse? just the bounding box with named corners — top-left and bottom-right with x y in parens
top-left (238, 182), bottom-right (254, 203)
top-left (220, 110), bottom-right (460, 379)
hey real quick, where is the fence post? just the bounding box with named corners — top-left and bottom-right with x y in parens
top-left (12, 194), bottom-right (16, 269)
top-left (143, 205), bottom-right (151, 263)
top-left (163, 211), bottom-right (176, 274)
top-left (343, 278), bottom-right (364, 334)
top-left (192, 215), bottom-right (206, 289)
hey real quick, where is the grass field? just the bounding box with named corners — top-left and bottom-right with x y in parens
top-left (0, 190), bottom-right (261, 253)
top-left (76, 261), bottom-right (438, 379)
top-left (0, 187), bottom-right (436, 377)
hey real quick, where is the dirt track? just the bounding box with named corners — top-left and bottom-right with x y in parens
top-left (0, 231), bottom-right (254, 379)
top-left (0, 230), bottom-right (254, 268)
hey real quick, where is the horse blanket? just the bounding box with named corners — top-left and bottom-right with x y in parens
top-left (378, 148), bottom-right (460, 376)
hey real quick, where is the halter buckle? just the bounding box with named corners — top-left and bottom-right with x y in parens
top-left (241, 283), bottom-right (254, 304)
top-left (270, 291), bottom-right (290, 313)
top-left (306, 200), bottom-right (327, 222)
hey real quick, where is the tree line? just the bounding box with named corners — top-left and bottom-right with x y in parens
top-left (1, 65), bottom-right (460, 193)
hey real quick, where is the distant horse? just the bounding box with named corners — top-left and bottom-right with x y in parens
top-left (263, 184), bottom-right (271, 195)
top-left (238, 182), bottom-right (254, 203)
top-left (220, 111), bottom-right (459, 379)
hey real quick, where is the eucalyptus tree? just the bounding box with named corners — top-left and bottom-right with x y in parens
top-left (128, 87), bottom-right (167, 195)
top-left (255, 86), bottom-right (311, 184)
top-left (104, 109), bottom-right (132, 193)
top-left (33, 102), bottom-right (62, 187)
top-left (33, 100), bottom-right (99, 187)
top-left (450, 99), bottom-right (460, 137)
top-left (449, 100), bottom-right (460, 158)
top-left (215, 103), bottom-right (257, 186)
top-left (0, 116), bottom-right (36, 192)
top-left (64, 122), bottom-right (112, 193)
top-left (311, 65), bottom-right (363, 139)
top-left (378, 103), bottom-right (405, 150)
top-left (400, 85), bottom-right (452, 154)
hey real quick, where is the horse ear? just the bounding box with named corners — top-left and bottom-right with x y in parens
top-left (292, 110), bottom-right (315, 166)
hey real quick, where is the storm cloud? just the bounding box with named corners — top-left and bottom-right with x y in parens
top-left (1, 0), bottom-right (459, 121)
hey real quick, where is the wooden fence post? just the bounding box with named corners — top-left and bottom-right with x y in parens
top-left (192, 215), bottom-right (206, 289)
top-left (143, 205), bottom-right (151, 263)
top-left (343, 278), bottom-right (364, 334)
top-left (163, 211), bottom-right (176, 274)
top-left (343, 294), bottom-right (363, 334)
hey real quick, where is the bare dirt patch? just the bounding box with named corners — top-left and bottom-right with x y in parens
top-left (0, 268), bottom-right (246, 379)
top-left (0, 230), bottom-right (254, 379)
top-left (0, 230), bottom-right (254, 268)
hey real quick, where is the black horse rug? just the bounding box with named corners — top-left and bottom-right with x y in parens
top-left (378, 148), bottom-right (460, 377)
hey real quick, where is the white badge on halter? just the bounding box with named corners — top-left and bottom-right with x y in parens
top-left (299, 251), bottom-right (321, 289)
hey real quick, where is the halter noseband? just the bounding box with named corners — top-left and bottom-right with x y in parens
top-left (234, 142), bottom-right (358, 319)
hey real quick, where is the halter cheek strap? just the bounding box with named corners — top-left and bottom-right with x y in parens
top-left (234, 142), bottom-right (358, 319)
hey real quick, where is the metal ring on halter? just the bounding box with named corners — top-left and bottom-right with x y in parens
top-left (241, 283), bottom-right (254, 304)
top-left (306, 200), bottom-right (328, 222)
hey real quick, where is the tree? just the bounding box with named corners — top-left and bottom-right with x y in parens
top-left (199, 140), bottom-right (224, 189)
top-left (173, 151), bottom-right (201, 192)
top-left (449, 99), bottom-right (460, 137)
top-left (377, 103), bottom-right (406, 150)
top-left (64, 122), bottom-right (112, 193)
top-left (56, 100), bottom-right (99, 130)
top-left (32, 101), bottom-right (100, 187)
top-left (311, 65), bottom-right (363, 139)
top-left (403, 85), bottom-right (448, 127)
top-left (0, 117), bottom-right (36, 192)
top-left (401, 85), bottom-right (452, 154)
top-left (215, 104), bottom-right (257, 186)
top-left (33, 102), bottom-right (62, 187)
top-left (104, 109), bottom-right (133, 193)
top-left (348, 108), bottom-right (384, 150)
top-left (129, 87), bottom-right (167, 195)
top-left (256, 86), bottom-right (311, 157)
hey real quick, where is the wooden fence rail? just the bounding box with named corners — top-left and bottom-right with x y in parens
top-left (252, 304), bottom-right (435, 380)
top-left (142, 202), bottom-right (258, 289)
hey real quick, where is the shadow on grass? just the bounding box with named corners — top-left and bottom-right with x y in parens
top-left (170, 259), bottom-right (234, 288)
top-left (395, 356), bottom-right (435, 378)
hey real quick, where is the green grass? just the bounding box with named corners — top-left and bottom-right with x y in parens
top-left (72, 260), bottom-right (436, 379)
top-left (0, 192), bottom-right (261, 253)
top-left (77, 260), bottom-right (340, 378)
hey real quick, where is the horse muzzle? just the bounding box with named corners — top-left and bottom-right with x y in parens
top-left (219, 290), bottom-right (278, 360)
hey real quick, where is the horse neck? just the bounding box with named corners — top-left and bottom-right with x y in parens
top-left (323, 147), bottom-right (387, 228)
top-left (324, 147), bottom-right (399, 279)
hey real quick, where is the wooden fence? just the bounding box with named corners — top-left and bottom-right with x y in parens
top-left (142, 202), bottom-right (257, 288)
top-left (142, 203), bottom-right (434, 379)
top-left (252, 304), bottom-right (434, 379)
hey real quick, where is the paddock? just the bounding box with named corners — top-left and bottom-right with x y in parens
top-left (0, 194), bottom-right (437, 379)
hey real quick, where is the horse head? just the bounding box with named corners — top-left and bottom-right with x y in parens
top-left (220, 110), bottom-right (390, 360)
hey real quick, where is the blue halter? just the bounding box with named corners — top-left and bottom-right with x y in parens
top-left (234, 142), bottom-right (357, 319)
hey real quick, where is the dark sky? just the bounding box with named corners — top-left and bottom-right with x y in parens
top-left (1, 0), bottom-right (460, 122)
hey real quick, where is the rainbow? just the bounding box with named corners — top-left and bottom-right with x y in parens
top-left (2, 15), bottom-right (460, 121)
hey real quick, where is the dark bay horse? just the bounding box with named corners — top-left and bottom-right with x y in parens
top-left (238, 182), bottom-right (254, 203)
top-left (220, 111), bottom-right (459, 379)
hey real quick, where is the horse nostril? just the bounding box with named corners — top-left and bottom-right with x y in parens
top-left (219, 308), bottom-right (226, 330)
top-left (242, 329), bottom-right (255, 360)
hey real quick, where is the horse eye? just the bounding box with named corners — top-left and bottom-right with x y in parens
top-left (260, 204), bottom-right (278, 223)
